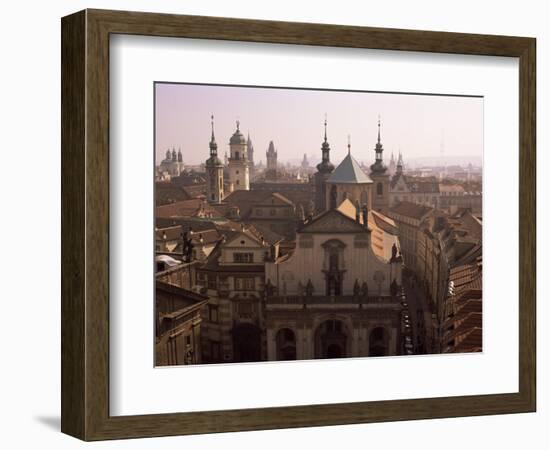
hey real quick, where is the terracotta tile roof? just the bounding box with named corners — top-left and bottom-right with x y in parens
top-left (440, 184), bottom-right (466, 193)
top-left (223, 190), bottom-right (277, 218)
top-left (190, 229), bottom-right (221, 245)
top-left (444, 327), bottom-right (482, 353)
top-left (155, 183), bottom-right (192, 206)
top-left (256, 192), bottom-right (295, 207)
top-left (155, 217), bottom-right (239, 232)
top-left (335, 199), bottom-right (400, 261)
top-left (181, 184), bottom-right (207, 199)
top-left (156, 198), bottom-right (224, 219)
top-left (155, 225), bottom-right (183, 241)
top-left (389, 201), bottom-right (433, 220)
top-left (247, 223), bottom-right (285, 245)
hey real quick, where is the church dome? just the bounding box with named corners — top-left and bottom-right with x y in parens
top-left (230, 121), bottom-right (246, 145)
top-left (206, 155), bottom-right (223, 167)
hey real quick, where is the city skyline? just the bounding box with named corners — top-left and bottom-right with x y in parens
top-left (155, 83), bottom-right (483, 166)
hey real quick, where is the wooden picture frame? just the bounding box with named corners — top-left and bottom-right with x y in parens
top-left (61, 9), bottom-right (536, 441)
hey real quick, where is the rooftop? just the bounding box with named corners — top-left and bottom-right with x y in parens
top-left (327, 153), bottom-right (373, 184)
top-left (389, 201), bottom-right (434, 220)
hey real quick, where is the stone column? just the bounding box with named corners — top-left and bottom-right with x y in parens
top-left (390, 327), bottom-right (398, 356)
top-left (266, 328), bottom-right (276, 361)
top-left (351, 325), bottom-right (360, 357)
top-left (302, 325), bottom-right (313, 360)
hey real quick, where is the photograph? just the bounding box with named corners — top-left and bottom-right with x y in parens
top-left (154, 83), bottom-right (483, 366)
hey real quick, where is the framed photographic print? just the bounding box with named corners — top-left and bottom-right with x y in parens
top-left (61, 9), bottom-right (536, 440)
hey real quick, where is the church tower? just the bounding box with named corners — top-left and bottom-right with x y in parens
top-left (205, 115), bottom-right (225, 203)
top-left (369, 117), bottom-right (390, 213)
top-left (247, 133), bottom-right (255, 179)
top-left (265, 140), bottom-right (278, 181)
top-left (388, 151), bottom-right (396, 176)
top-left (396, 151), bottom-right (404, 174)
top-left (314, 116), bottom-right (335, 212)
top-left (228, 120), bottom-right (250, 190)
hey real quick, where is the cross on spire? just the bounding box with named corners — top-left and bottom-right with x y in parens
top-left (348, 134), bottom-right (351, 155)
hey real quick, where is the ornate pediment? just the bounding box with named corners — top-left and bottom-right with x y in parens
top-left (300, 210), bottom-right (367, 234)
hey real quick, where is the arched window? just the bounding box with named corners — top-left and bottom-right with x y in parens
top-left (377, 182), bottom-right (383, 196)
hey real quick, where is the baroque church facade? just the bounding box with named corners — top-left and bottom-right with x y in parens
top-left (262, 119), bottom-right (405, 359)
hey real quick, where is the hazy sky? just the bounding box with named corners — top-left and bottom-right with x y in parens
top-left (155, 83), bottom-right (483, 166)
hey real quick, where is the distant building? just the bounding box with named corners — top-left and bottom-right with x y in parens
top-left (301, 153), bottom-right (309, 169)
top-left (439, 184), bottom-right (482, 213)
top-left (265, 140), bottom-right (278, 181)
top-left (228, 121), bottom-right (250, 191)
top-left (159, 147), bottom-right (185, 177)
top-left (388, 151), bottom-right (397, 176)
top-left (247, 133), bottom-right (255, 179)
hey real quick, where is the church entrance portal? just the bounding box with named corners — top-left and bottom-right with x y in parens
top-left (315, 320), bottom-right (347, 359)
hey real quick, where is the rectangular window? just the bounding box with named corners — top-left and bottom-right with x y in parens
top-left (208, 304), bottom-right (219, 323)
top-left (234, 277), bottom-right (255, 291)
top-left (233, 252), bottom-right (254, 263)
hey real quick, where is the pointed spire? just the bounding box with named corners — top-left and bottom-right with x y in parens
top-left (397, 151), bottom-right (404, 173)
top-left (209, 115), bottom-right (218, 156)
top-left (369, 115), bottom-right (387, 174)
top-left (236, 119), bottom-right (240, 131)
top-left (317, 114), bottom-right (334, 174)
top-left (347, 134), bottom-right (351, 155)
top-left (210, 114), bottom-right (215, 142)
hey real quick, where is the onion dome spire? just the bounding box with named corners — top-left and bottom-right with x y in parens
top-left (317, 113), bottom-right (335, 174)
